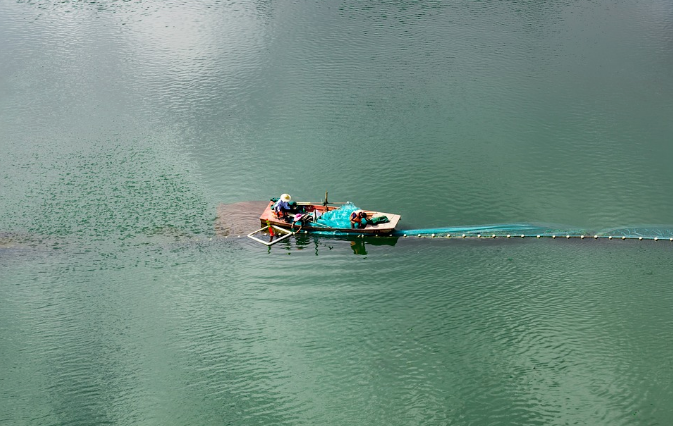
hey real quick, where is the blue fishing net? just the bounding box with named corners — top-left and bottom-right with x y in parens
top-left (311, 203), bottom-right (360, 229)
top-left (298, 220), bottom-right (673, 239)
top-left (391, 224), bottom-right (673, 239)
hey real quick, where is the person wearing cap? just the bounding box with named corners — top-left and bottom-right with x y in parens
top-left (350, 210), bottom-right (368, 229)
top-left (273, 194), bottom-right (292, 219)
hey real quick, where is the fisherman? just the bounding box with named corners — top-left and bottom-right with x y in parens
top-left (273, 193), bottom-right (292, 219)
top-left (350, 210), bottom-right (368, 229)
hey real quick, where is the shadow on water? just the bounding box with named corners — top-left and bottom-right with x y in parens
top-left (215, 201), bottom-right (270, 237)
top-left (0, 232), bottom-right (65, 251)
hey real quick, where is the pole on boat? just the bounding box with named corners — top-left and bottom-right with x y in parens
top-left (324, 191), bottom-right (328, 208)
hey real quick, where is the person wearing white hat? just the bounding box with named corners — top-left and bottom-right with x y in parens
top-left (273, 194), bottom-right (292, 219)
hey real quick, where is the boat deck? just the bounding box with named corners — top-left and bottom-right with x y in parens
top-left (259, 202), bottom-right (401, 235)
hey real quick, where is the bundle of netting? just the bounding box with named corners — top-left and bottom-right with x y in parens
top-left (312, 202), bottom-right (360, 229)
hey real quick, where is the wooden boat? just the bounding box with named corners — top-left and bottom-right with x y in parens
top-left (259, 200), bottom-right (401, 235)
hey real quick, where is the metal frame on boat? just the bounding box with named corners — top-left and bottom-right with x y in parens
top-left (247, 224), bottom-right (294, 246)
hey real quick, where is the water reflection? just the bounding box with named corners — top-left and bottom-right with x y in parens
top-left (350, 239), bottom-right (367, 255)
top-left (291, 233), bottom-right (398, 256)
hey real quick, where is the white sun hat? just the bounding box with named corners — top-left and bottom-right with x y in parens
top-left (280, 193), bottom-right (291, 202)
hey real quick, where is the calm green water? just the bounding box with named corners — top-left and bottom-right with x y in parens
top-left (1, 0), bottom-right (673, 425)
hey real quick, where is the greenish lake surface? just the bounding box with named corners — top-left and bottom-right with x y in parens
top-left (1, 0), bottom-right (672, 424)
